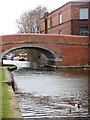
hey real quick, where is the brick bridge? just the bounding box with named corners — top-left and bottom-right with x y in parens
top-left (0, 34), bottom-right (89, 67)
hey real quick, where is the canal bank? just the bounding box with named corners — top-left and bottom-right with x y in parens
top-left (0, 67), bottom-right (23, 119)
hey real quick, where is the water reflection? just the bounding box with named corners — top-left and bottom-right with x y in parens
top-left (12, 68), bottom-right (89, 118)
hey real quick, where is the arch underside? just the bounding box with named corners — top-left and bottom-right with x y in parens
top-left (1, 45), bottom-right (60, 62)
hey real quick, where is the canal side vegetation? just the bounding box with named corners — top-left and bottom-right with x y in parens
top-left (0, 67), bottom-right (2, 119)
top-left (2, 68), bottom-right (12, 118)
top-left (0, 67), bottom-right (22, 119)
top-left (0, 67), bottom-right (11, 118)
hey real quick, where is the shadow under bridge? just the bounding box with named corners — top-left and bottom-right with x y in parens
top-left (1, 45), bottom-right (61, 65)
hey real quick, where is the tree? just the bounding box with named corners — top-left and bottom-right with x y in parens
top-left (16, 6), bottom-right (47, 33)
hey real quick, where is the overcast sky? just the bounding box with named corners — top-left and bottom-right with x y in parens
top-left (0, 0), bottom-right (83, 35)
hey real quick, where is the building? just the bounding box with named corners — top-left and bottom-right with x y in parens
top-left (39, 0), bottom-right (89, 36)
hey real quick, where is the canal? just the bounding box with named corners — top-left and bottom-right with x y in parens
top-left (12, 67), bottom-right (89, 119)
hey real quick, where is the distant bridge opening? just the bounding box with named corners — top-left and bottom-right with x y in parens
top-left (1, 45), bottom-right (61, 66)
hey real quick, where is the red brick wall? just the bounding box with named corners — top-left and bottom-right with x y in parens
top-left (1, 34), bottom-right (89, 66)
top-left (39, 2), bottom-right (72, 33)
top-left (39, 1), bottom-right (89, 35)
top-left (71, 2), bottom-right (89, 19)
top-left (71, 20), bottom-right (88, 35)
top-left (44, 21), bottom-right (72, 35)
top-left (58, 44), bottom-right (88, 66)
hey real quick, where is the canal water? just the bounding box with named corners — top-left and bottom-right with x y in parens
top-left (12, 67), bottom-right (89, 119)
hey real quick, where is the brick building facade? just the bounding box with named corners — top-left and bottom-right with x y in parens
top-left (39, 0), bottom-right (89, 36)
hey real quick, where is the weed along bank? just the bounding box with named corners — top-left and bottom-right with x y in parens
top-left (0, 67), bottom-right (22, 119)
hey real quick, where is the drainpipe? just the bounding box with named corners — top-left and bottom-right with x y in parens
top-left (44, 12), bottom-right (48, 34)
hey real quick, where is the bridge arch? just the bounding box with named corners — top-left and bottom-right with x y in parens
top-left (0, 34), bottom-right (88, 66)
top-left (1, 45), bottom-right (60, 65)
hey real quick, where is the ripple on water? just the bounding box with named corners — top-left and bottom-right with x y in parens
top-left (16, 93), bottom-right (88, 118)
top-left (13, 68), bottom-right (88, 118)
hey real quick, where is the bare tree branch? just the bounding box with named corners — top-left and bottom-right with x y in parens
top-left (16, 6), bottom-right (47, 33)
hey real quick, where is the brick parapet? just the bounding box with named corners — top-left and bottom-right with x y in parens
top-left (0, 34), bottom-right (89, 66)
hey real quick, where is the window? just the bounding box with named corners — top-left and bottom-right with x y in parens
top-left (80, 8), bottom-right (88, 19)
top-left (50, 18), bottom-right (52, 28)
top-left (59, 14), bottom-right (62, 24)
top-left (80, 27), bottom-right (88, 36)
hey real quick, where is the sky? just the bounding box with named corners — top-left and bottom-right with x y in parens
top-left (0, 0), bottom-right (82, 35)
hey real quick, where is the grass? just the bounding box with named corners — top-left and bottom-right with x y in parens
top-left (0, 67), bottom-right (22, 119)
top-left (0, 67), bottom-right (2, 119)
top-left (0, 67), bottom-right (12, 118)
